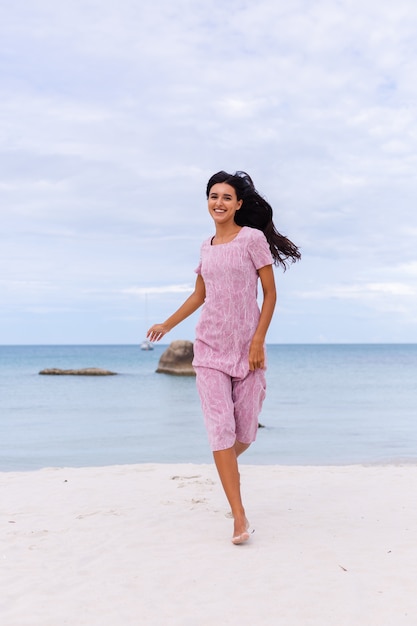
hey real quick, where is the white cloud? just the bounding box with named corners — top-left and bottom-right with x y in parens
top-left (297, 281), bottom-right (417, 301)
top-left (398, 261), bottom-right (417, 276)
top-left (122, 285), bottom-right (194, 296)
top-left (368, 282), bottom-right (416, 296)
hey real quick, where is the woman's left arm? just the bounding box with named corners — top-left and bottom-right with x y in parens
top-left (249, 264), bottom-right (277, 371)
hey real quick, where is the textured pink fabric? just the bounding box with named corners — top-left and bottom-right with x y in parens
top-left (192, 226), bottom-right (273, 379)
top-left (195, 366), bottom-right (266, 451)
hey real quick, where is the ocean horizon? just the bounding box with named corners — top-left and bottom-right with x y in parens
top-left (1, 343), bottom-right (416, 471)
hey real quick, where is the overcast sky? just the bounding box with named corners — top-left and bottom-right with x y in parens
top-left (1, 0), bottom-right (417, 345)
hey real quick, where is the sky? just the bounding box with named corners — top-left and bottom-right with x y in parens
top-left (1, 0), bottom-right (417, 345)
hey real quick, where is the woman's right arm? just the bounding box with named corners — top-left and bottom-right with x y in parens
top-left (146, 274), bottom-right (206, 342)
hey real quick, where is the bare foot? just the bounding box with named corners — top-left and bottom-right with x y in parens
top-left (232, 515), bottom-right (251, 545)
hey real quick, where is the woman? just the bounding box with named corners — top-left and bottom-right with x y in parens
top-left (147, 171), bottom-right (300, 544)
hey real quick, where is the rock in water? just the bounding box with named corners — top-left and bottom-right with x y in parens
top-left (39, 368), bottom-right (117, 376)
top-left (156, 340), bottom-right (195, 376)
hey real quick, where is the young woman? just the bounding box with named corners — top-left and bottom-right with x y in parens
top-left (147, 171), bottom-right (300, 545)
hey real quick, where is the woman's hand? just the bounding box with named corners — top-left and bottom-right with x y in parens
top-left (147, 324), bottom-right (170, 343)
top-left (248, 338), bottom-right (265, 370)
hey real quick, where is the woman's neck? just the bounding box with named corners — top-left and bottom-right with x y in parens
top-left (212, 224), bottom-right (242, 245)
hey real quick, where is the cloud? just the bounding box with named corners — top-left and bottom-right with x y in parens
top-left (121, 285), bottom-right (194, 296)
top-left (367, 282), bottom-right (416, 296)
top-left (298, 282), bottom-right (416, 300)
top-left (399, 261), bottom-right (417, 276)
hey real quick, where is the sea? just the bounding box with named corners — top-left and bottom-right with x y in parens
top-left (0, 344), bottom-right (416, 472)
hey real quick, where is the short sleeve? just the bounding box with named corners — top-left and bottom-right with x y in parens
top-left (195, 237), bottom-right (211, 274)
top-left (247, 228), bottom-right (273, 269)
top-left (194, 240), bottom-right (205, 274)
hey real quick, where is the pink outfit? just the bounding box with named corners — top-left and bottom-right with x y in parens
top-left (192, 226), bottom-right (273, 451)
top-left (195, 367), bottom-right (266, 450)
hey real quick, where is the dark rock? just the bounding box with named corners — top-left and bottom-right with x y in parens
top-left (39, 368), bottom-right (117, 376)
top-left (156, 340), bottom-right (195, 376)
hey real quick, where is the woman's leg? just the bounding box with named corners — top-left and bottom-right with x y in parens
top-left (194, 367), bottom-right (253, 542)
top-left (213, 446), bottom-right (249, 542)
top-left (218, 369), bottom-right (264, 538)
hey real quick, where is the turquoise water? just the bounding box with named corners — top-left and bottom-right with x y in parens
top-left (0, 344), bottom-right (416, 471)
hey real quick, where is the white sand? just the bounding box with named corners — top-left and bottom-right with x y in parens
top-left (1, 463), bottom-right (417, 626)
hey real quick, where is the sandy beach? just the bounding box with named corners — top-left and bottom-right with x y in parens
top-left (1, 463), bottom-right (416, 625)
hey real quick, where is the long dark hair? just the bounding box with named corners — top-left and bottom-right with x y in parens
top-left (206, 171), bottom-right (301, 269)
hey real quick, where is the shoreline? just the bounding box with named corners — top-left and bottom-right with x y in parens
top-left (2, 456), bottom-right (417, 474)
top-left (2, 463), bottom-right (417, 625)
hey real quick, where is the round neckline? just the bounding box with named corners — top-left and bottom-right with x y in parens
top-left (210, 227), bottom-right (244, 246)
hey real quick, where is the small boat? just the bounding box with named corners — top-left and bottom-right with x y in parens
top-left (140, 293), bottom-right (154, 351)
top-left (140, 339), bottom-right (154, 351)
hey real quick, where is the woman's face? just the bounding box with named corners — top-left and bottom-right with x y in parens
top-left (207, 183), bottom-right (243, 225)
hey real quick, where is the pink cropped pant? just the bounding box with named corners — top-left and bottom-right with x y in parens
top-left (194, 366), bottom-right (266, 451)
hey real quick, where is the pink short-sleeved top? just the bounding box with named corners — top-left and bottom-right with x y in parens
top-left (192, 226), bottom-right (273, 379)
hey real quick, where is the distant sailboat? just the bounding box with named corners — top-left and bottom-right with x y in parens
top-left (140, 339), bottom-right (154, 351)
top-left (140, 292), bottom-right (154, 350)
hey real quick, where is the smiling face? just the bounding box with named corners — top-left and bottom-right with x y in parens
top-left (207, 182), bottom-right (243, 226)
